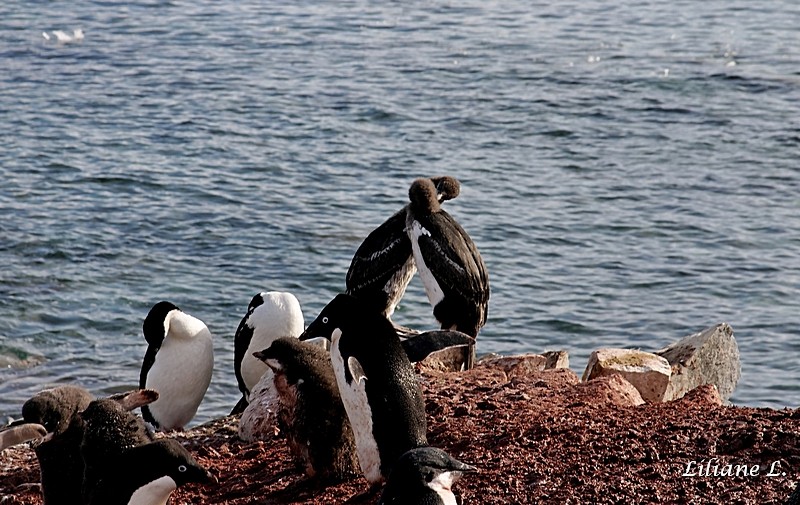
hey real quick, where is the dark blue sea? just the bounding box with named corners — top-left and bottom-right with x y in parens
top-left (2, 0), bottom-right (799, 426)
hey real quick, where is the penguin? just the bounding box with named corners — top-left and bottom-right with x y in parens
top-left (87, 438), bottom-right (214, 505)
top-left (232, 291), bottom-right (305, 414)
top-left (0, 386), bottom-right (157, 505)
top-left (6, 385), bottom-right (94, 505)
top-left (253, 336), bottom-right (360, 482)
top-left (406, 178), bottom-right (490, 366)
top-left (378, 447), bottom-right (476, 505)
top-left (80, 391), bottom-right (159, 502)
top-left (346, 176), bottom-right (461, 320)
top-left (139, 300), bottom-right (214, 430)
top-left (299, 293), bottom-right (427, 487)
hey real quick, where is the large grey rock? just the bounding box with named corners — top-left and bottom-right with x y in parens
top-left (582, 348), bottom-right (672, 403)
top-left (655, 323), bottom-right (740, 402)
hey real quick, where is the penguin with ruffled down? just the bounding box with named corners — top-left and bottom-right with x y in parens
top-left (139, 301), bottom-right (214, 430)
top-left (87, 438), bottom-right (214, 505)
top-left (80, 390), bottom-right (160, 502)
top-left (253, 336), bottom-right (360, 482)
top-left (299, 293), bottom-right (427, 489)
top-left (0, 386), bottom-right (158, 505)
top-left (0, 385), bottom-right (91, 505)
top-left (406, 177), bottom-right (490, 367)
top-left (346, 176), bottom-right (461, 320)
top-left (231, 291), bottom-right (305, 414)
top-left (379, 447), bottom-right (476, 505)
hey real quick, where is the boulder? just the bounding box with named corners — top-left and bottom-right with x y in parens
top-left (478, 351), bottom-right (570, 379)
top-left (572, 373), bottom-right (646, 407)
top-left (655, 323), bottom-right (740, 402)
top-left (582, 348), bottom-right (672, 403)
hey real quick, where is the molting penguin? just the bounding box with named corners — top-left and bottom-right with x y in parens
top-left (299, 293), bottom-right (427, 487)
top-left (346, 176), bottom-right (461, 320)
top-left (139, 301), bottom-right (214, 430)
top-left (80, 390), bottom-right (159, 502)
top-left (3, 385), bottom-right (93, 505)
top-left (253, 337), bottom-right (359, 482)
top-left (378, 447), bottom-right (476, 505)
top-left (232, 291), bottom-right (304, 414)
top-left (87, 438), bottom-right (214, 505)
top-left (406, 178), bottom-right (490, 366)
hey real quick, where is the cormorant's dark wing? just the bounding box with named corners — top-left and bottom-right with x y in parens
top-left (401, 330), bottom-right (475, 363)
top-left (346, 207), bottom-right (414, 300)
top-left (416, 211), bottom-right (489, 325)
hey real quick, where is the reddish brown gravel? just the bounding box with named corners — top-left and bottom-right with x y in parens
top-left (2, 363), bottom-right (799, 504)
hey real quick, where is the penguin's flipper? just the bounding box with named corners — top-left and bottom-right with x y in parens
top-left (108, 388), bottom-right (160, 411)
top-left (0, 423), bottom-right (47, 450)
top-left (229, 396), bottom-right (248, 416)
top-left (347, 356), bottom-right (368, 386)
top-left (401, 330), bottom-right (475, 363)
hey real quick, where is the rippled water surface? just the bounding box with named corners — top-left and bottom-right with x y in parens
top-left (2, 0), bottom-right (799, 425)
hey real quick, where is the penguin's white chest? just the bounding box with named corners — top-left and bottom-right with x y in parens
top-left (146, 321), bottom-right (214, 430)
top-left (427, 471), bottom-right (459, 505)
top-left (330, 329), bottom-right (382, 484)
top-left (127, 475), bottom-right (176, 505)
top-left (408, 221), bottom-right (445, 307)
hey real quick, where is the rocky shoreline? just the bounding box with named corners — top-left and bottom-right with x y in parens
top-left (2, 358), bottom-right (799, 504)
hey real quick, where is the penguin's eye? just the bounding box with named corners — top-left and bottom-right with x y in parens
top-left (425, 471), bottom-right (434, 483)
top-left (322, 316), bottom-right (329, 324)
top-left (178, 465), bottom-right (187, 473)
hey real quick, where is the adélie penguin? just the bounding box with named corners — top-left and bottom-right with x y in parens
top-left (346, 176), bottom-right (461, 320)
top-left (0, 385), bottom-right (93, 505)
top-left (406, 178), bottom-right (490, 367)
top-left (378, 447), bottom-right (476, 505)
top-left (139, 300), bottom-right (214, 430)
top-left (0, 386), bottom-right (158, 505)
top-left (253, 337), bottom-right (360, 482)
top-left (299, 293), bottom-right (428, 487)
top-left (80, 390), bottom-right (160, 502)
top-left (87, 438), bottom-right (214, 505)
top-left (232, 291), bottom-right (305, 414)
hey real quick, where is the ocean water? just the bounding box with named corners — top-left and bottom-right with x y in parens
top-left (1, 0), bottom-right (799, 426)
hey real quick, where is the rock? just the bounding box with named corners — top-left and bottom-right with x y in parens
top-left (542, 350), bottom-right (570, 369)
top-left (477, 351), bottom-right (570, 379)
top-left (676, 384), bottom-right (723, 407)
top-left (571, 373), bottom-right (645, 407)
top-left (582, 348), bottom-right (672, 403)
top-left (655, 323), bottom-right (740, 402)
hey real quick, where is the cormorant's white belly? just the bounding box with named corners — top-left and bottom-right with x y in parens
top-left (127, 476), bottom-right (176, 505)
top-left (409, 221), bottom-right (445, 307)
top-left (330, 329), bottom-right (382, 484)
top-left (146, 333), bottom-right (213, 430)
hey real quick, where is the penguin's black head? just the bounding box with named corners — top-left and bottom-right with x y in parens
top-left (247, 292), bottom-right (265, 313)
top-left (391, 447), bottom-right (476, 487)
top-left (124, 439), bottom-right (216, 487)
top-left (298, 293), bottom-right (361, 342)
top-left (143, 301), bottom-right (179, 346)
top-left (430, 175), bottom-right (461, 203)
top-left (150, 439), bottom-right (216, 486)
